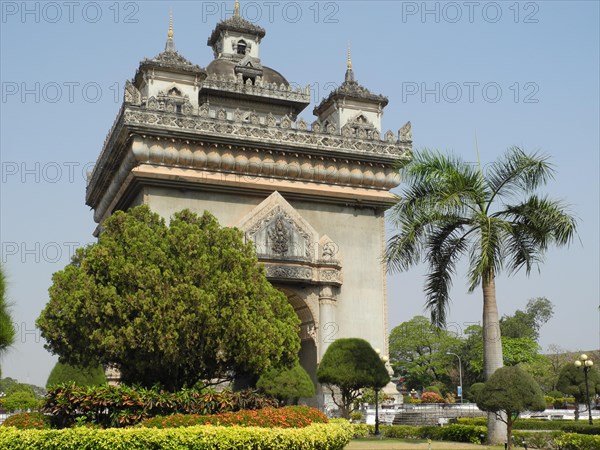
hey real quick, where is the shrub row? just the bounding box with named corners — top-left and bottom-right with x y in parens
top-left (139, 406), bottom-right (328, 429)
top-left (356, 424), bottom-right (487, 444)
top-left (554, 432), bottom-right (600, 450)
top-left (457, 417), bottom-right (600, 434)
top-left (43, 384), bottom-right (277, 428)
top-left (0, 420), bottom-right (353, 450)
top-left (354, 423), bottom-right (600, 449)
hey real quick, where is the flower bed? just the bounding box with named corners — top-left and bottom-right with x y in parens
top-left (139, 406), bottom-right (328, 429)
top-left (1, 412), bottom-right (51, 430)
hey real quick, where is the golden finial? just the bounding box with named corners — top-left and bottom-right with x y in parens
top-left (234, 0), bottom-right (240, 17)
top-left (347, 43), bottom-right (352, 70)
top-left (168, 11), bottom-right (173, 39)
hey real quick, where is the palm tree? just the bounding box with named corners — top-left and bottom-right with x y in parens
top-left (0, 265), bottom-right (16, 377)
top-left (385, 147), bottom-right (577, 443)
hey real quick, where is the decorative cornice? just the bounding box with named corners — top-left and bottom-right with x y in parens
top-left (263, 263), bottom-right (342, 286)
top-left (200, 74), bottom-right (310, 105)
top-left (86, 102), bottom-right (410, 217)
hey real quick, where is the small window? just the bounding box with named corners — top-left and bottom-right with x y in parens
top-left (168, 87), bottom-right (182, 96)
top-left (237, 40), bottom-right (247, 55)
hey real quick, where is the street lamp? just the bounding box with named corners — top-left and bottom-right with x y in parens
top-left (374, 348), bottom-right (388, 436)
top-left (575, 354), bottom-right (594, 425)
top-left (446, 352), bottom-right (463, 404)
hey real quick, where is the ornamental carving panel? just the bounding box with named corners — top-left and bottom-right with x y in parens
top-left (266, 265), bottom-right (312, 280)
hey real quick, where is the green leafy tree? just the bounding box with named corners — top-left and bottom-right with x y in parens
top-left (389, 315), bottom-right (461, 390)
top-left (385, 148), bottom-right (577, 443)
top-left (477, 366), bottom-right (545, 449)
top-left (0, 265), bottom-right (16, 377)
top-left (500, 297), bottom-right (553, 340)
top-left (1, 390), bottom-right (39, 412)
top-left (46, 362), bottom-right (107, 388)
top-left (256, 362), bottom-right (315, 405)
top-left (37, 206), bottom-right (300, 390)
top-left (556, 362), bottom-right (600, 421)
top-left (317, 338), bottom-right (390, 419)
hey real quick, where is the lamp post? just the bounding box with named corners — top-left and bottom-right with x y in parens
top-left (575, 354), bottom-right (594, 425)
top-left (374, 348), bottom-right (389, 436)
top-left (446, 352), bottom-right (463, 404)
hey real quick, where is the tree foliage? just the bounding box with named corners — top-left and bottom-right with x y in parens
top-left (256, 363), bottom-right (315, 405)
top-left (477, 366), bottom-right (546, 449)
top-left (37, 206), bottom-right (300, 390)
top-left (389, 315), bottom-right (461, 390)
top-left (500, 297), bottom-right (553, 340)
top-left (0, 265), bottom-right (16, 376)
top-left (46, 362), bottom-right (106, 388)
top-left (556, 363), bottom-right (600, 403)
top-left (317, 338), bottom-right (390, 419)
top-left (1, 390), bottom-right (40, 412)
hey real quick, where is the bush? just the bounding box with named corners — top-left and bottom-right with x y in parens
top-left (547, 390), bottom-right (565, 398)
top-left (43, 384), bottom-right (277, 428)
top-left (458, 417), bottom-right (600, 434)
top-left (555, 432), bottom-right (600, 450)
top-left (371, 425), bottom-right (487, 443)
top-left (2, 412), bottom-right (51, 430)
top-left (0, 420), bottom-right (354, 450)
top-left (1, 390), bottom-right (40, 412)
top-left (256, 363), bottom-right (315, 404)
top-left (513, 431), bottom-right (564, 449)
top-left (350, 411), bottom-right (363, 422)
top-left (46, 362), bottom-right (106, 388)
top-left (420, 391), bottom-right (444, 403)
top-left (424, 386), bottom-right (441, 395)
top-left (139, 406), bottom-right (327, 429)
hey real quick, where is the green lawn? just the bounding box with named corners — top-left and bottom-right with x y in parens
top-left (346, 437), bottom-right (496, 450)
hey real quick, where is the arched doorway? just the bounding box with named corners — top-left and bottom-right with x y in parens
top-left (280, 288), bottom-right (319, 407)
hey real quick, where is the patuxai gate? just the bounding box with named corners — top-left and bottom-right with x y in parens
top-left (86, 3), bottom-right (412, 409)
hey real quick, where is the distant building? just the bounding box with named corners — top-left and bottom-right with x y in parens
top-left (86, 2), bottom-right (412, 408)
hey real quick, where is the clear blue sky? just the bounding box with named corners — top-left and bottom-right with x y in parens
top-left (1, 1), bottom-right (598, 387)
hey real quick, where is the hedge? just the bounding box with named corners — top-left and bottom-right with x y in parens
top-left (457, 417), bottom-right (600, 434)
top-left (356, 424), bottom-right (487, 444)
top-left (554, 432), bottom-right (600, 450)
top-left (0, 420), bottom-right (353, 450)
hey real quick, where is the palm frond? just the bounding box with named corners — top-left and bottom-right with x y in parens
top-left (423, 220), bottom-right (470, 327)
top-left (486, 147), bottom-right (555, 207)
top-left (496, 196), bottom-right (578, 275)
top-left (467, 217), bottom-right (505, 292)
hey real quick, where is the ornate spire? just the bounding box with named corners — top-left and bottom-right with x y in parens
top-left (347, 44), bottom-right (352, 70)
top-left (234, 0), bottom-right (240, 18)
top-left (165, 11), bottom-right (175, 52)
top-left (345, 44), bottom-right (354, 83)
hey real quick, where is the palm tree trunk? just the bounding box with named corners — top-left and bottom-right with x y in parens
top-left (482, 274), bottom-right (507, 444)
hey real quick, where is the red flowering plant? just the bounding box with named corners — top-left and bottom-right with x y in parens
top-left (420, 391), bottom-right (445, 403)
top-left (1, 412), bottom-right (51, 430)
top-left (139, 406), bottom-right (328, 429)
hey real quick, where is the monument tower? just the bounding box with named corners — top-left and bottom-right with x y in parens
top-left (86, 4), bottom-right (412, 407)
